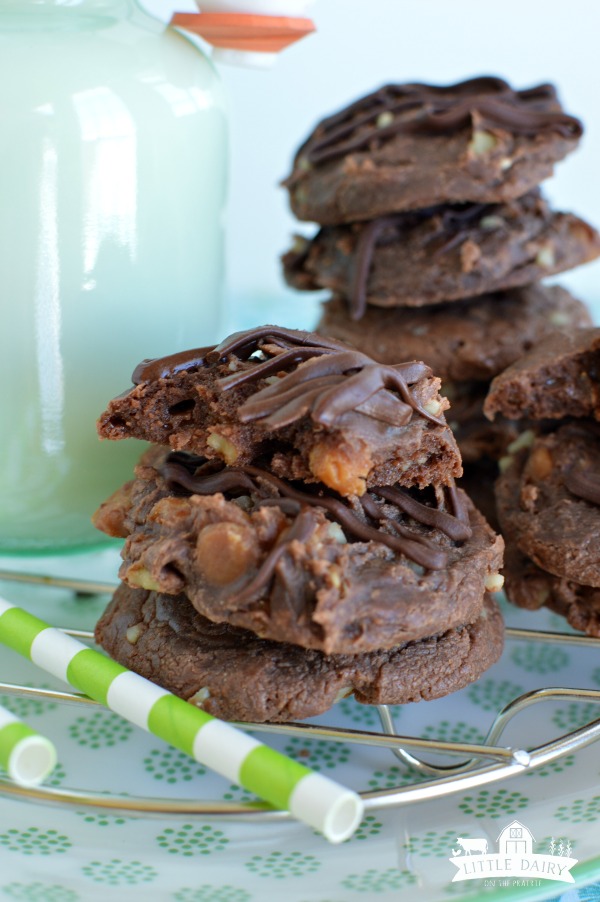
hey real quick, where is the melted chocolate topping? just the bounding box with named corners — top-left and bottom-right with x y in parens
top-left (160, 452), bottom-right (472, 575)
top-left (132, 330), bottom-right (350, 385)
top-left (231, 508), bottom-right (320, 606)
top-left (129, 325), bottom-right (443, 431)
top-left (219, 347), bottom-right (440, 427)
top-left (371, 485), bottom-right (471, 542)
top-left (207, 325), bottom-right (350, 362)
top-left (132, 346), bottom-right (215, 385)
top-left (348, 201), bottom-right (495, 320)
top-left (132, 328), bottom-right (350, 385)
top-left (293, 76), bottom-right (581, 171)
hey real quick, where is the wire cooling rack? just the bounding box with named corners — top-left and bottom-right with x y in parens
top-left (1, 568), bottom-right (600, 823)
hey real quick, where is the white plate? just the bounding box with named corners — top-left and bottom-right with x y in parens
top-left (1, 549), bottom-right (600, 902)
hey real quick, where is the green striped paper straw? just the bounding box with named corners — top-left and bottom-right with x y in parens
top-left (0, 597), bottom-right (363, 842)
top-left (0, 702), bottom-right (57, 787)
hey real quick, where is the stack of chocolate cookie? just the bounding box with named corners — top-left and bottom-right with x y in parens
top-left (281, 76), bottom-right (600, 524)
top-left (484, 327), bottom-right (600, 636)
top-left (92, 326), bottom-right (504, 723)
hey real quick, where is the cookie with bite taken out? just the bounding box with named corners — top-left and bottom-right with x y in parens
top-left (97, 326), bottom-right (462, 499)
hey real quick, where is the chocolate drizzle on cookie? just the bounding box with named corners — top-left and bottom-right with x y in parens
top-left (292, 77), bottom-right (582, 172)
top-left (132, 345), bottom-right (215, 385)
top-left (131, 328), bottom-right (348, 385)
top-left (231, 355), bottom-right (439, 427)
top-left (131, 325), bottom-right (443, 429)
top-left (349, 201), bottom-right (497, 319)
top-left (208, 325), bottom-right (350, 361)
top-left (160, 451), bottom-right (472, 576)
top-left (214, 329), bottom-right (442, 427)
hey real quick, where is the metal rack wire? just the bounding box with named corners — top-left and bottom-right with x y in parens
top-left (1, 569), bottom-right (600, 823)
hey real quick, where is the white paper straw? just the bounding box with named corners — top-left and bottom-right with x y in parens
top-left (0, 597), bottom-right (363, 842)
top-left (0, 702), bottom-right (57, 787)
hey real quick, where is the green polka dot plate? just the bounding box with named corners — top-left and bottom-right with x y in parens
top-left (1, 550), bottom-right (600, 902)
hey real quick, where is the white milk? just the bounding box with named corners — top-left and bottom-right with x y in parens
top-left (0, 0), bottom-right (228, 552)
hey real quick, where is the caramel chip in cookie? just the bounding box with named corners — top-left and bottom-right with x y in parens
top-left (496, 422), bottom-right (600, 587)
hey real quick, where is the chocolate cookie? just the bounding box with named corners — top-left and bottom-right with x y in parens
top-left (285, 194), bottom-right (600, 316)
top-left (444, 381), bottom-right (519, 463)
top-left (484, 327), bottom-right (600, 423)
top-left (283, 77), bottom-right (582, 225)
top-left (316, 285), bottom-right (591, 383)
top-left (97, 326), bottom-right (462, 498)
top-left (93, 447), bottom-right (504, 656)
top-left (446, 389), bottom-right (514, 535)
top-left (445, 382), bottom-right (520, 534)
top-left (456, 460), bottom-right (502, 533)
top-left (94, 585), bottom-right (505, 723)
top-left (495, 422), bottom-right (600, 587)
top-left (503, 544), bottom-right (600, 637)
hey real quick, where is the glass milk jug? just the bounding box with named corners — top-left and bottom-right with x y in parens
top-left (0, 0), bottom-right (227, 553)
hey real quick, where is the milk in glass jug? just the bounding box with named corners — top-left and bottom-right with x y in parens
top-left (0, 0), bottom-right (228, 552)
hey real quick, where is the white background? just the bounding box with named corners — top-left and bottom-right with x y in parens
top-left (143, 0), bottom-right (600, 328)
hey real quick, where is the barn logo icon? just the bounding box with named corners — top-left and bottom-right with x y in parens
top-left (449, 820), bottom-right (577, 883)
